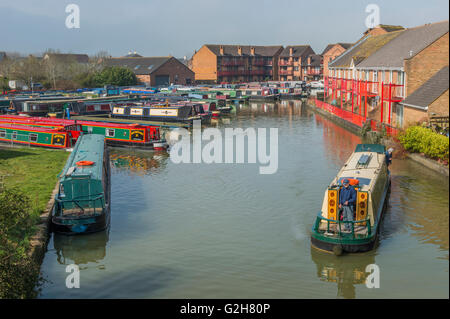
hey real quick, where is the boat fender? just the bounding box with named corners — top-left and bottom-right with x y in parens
top-left (76, 160), bottom-right (95, 166)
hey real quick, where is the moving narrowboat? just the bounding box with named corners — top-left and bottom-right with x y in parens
top-left (310, 144), bottom-right (391, 255)
top-left (0, 122), bottom-right (81, 148)
top-left (111, 103), bottom-right (212, 124)
top-left (52, 134), bottom-right (111, 235)
top-left (0, 115), bottom-right (168, 150)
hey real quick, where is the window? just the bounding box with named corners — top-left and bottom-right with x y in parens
top-left (0, 130), bottom-right (5, 138)
top-left (106, 128), bottom-right (115, 137)
top-left (29, 133), bottom-right (38, 142)
top-left (373, 71), bottom-right (377, 82)
top-left (88, 126), bottom-right (93, 133)
top-left (294, 66), bottom-right (299, 71)
top-left (12, 131), bottom-right (17, 140)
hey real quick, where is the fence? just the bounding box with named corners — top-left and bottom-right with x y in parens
top-left (310, 97), bottom-right (399, 136)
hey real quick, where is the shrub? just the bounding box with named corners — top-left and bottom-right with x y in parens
top-left (0, 186), bottom-right (39, 298)
top-left (399, 126), bottom-right (449, 161)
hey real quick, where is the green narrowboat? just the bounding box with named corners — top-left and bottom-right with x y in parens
top-left (0, 123), bottom-right (79, 148)
top-left (311, 144), bottom-right (391, 255)
top-left (52, 134), bottom-right (111, 235)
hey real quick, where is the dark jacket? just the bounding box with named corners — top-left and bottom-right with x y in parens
top-left (385, 151), bottom-right (392, 166)
top-left (339, 186), bottom-right (356, 206)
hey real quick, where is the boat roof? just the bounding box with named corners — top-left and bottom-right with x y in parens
top-left (333, 144), bottom-right (386, 191)
top-left (60, 134), bottom-right (105, 182)
top-left (0, 122), bottom-right (63, 133)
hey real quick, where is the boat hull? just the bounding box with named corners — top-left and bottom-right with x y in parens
top-left (51, 210), bottom-right (110, 235)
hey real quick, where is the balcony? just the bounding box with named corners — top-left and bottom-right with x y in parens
top-left (220, 60), bottom-right (245, 66)
top-left (252, 60), bottom-right (265, 66)
top-left (279, 69), bottom-right (293, 75)
top-left (279, 60), bottom-right (292, 66)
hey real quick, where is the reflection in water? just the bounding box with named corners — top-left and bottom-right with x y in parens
top-left (54, 230), bottom-right (109, 265)
top-left (311, 249), bottom-right (375, 299)
top-left (109, 149), bottom-right (169, 175)
top-left (315, 113), bottom-right (362, 166)
top-left (38, 100), bottom-right (449, 299)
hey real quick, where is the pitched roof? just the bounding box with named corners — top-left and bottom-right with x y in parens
top-left (44, 53), bottom-right (89, 63)
top-left (329, 31), bottom-right (403, 68)
top-left (279, 45), bottom-right (314, 57)
top-left (401, 66), bottom-right (449, 110)
top-left (358, 20), bottom-right (449, 69)
top-left (306, 54), bottom-right (322, 67)
top-left (364, 24), bottom-right (405, 35)
top-left (205, 45), bottom-right (283, 57)
top-left (104, 56), bottom-right (172, 74)
top-left (321, 43), bottom-right (352, 55)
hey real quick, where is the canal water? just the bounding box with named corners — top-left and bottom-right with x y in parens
top-left (38, 100), bottom-right (449, 299)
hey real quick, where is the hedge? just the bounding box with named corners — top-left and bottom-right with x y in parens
top-left (399, 126), bottom-right (449, 161)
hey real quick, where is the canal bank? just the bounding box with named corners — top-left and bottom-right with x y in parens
top-left (37, 101), bottom-right (449, 299)
top-left (0, 146), bottom-right (69, 298)
top-left (305, 99), bottom-right (449, 176)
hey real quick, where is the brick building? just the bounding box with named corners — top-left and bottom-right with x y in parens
top-left (303, 54), bottom-right (323, 82)
top-left (278, 46), bottom-right (315, 81)
top-left (191, 45), bottom-right (283, 83)
top-left (401, 66), bottom-right (449, 122)
top-left (326, 20), bottom-right (449, 128)
top-left (43, 53), bottom-right (89, 64)
top-left (105, 56), bottom-right (195, 86)
top-left (321, 43), bottom-right (352, 79)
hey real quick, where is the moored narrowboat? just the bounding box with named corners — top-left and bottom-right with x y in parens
top-left (111, 103), bottom-right (212, 124)
top-left (52, 134), bottom-right (111, 235)
top-left (0, 115), bottom-right (168, 150)
top-left (0, 122), bottom-right (81, 148)
top-left (310, 144), bottom-right (391, 255)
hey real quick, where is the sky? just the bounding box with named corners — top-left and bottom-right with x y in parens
top-left (0, 0), bottom-right (448, 58)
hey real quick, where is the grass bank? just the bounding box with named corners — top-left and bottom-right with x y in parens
top-left (0, 147), bottom-right (70, 213)
top-left (0, 146), bottom-right (69, 298)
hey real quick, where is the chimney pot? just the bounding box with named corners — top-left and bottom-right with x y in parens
top-left (289, 47), bottom-right (293, 56)
top-left (238, 46), bottom-right (242, 56)
top-left (220, 45), bottom-right (224, 55)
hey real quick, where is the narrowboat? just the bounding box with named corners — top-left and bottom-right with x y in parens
top-left (52, 134), bottom-right (111, 235)
top-left (0, 122), bottom-right (81, 148)
top-left (310, 144), bottom-right (391, 255)
top-left (111, 103), bottom-right (212, 124)
top-left (242, 88), bottom-right (280, 101)
top-left (0, 115), bottom-right (168, 150)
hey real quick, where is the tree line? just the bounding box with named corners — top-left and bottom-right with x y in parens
top-left (0, 50), bottom-right (137, 90)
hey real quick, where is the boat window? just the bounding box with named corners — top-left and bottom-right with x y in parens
top-left (106, 128), bottom-right (115, 137)
top-left (0, 130), bottom-right (5, 138)
top-left (12, 131), bottom-right (17, 139)
top-left (29, 133), bottom-right (38, 142)
top-left (340, 177), bottom-right (371, 186)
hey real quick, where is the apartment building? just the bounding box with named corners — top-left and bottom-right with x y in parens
top-left (192, 45), bottom-right (283, 83)
top-left (278, 46), bottom-right (315, 81)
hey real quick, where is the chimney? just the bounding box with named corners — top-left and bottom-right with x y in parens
top-left (219, 45), bottom-right (224, 55)
top-left (237, 46), bottom-right (242, 56)
top-left (289, 47), bottom-right (293, 56)
top-left (250, 47), bottom-right (255, 56)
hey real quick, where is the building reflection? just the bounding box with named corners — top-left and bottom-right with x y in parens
top-left (53, 230), bottom-right (109, 265)
top-left (109, 149), bottom-right (169, 175)
top-left (310, 248), bottom-right (376, 299)
top-left (315, 113), bottom-right (362, 166)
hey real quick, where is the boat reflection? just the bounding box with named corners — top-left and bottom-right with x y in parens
top-left (109, 149), bottom-right (169, 175)
top-left (53, 230), bottom-right (109, 265)
top-left (310, 248), bottom-right (376, 299)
